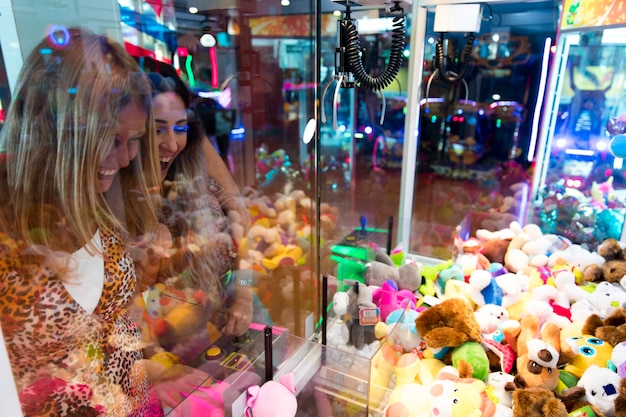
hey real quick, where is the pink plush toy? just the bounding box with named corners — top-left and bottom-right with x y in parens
top-left (373, 279), bottom-right (417, 322)
top-left (245, 373), bottom-right (297, 417)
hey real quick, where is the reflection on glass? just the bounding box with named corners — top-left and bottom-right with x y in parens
top-left (532, 29), bottom-right (626, 248)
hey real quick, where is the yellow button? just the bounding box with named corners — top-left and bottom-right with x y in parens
top-left (206, 346), bottom-right (222, 358)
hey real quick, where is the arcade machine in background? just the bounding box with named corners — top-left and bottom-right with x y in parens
top-left (532, 0), bottom-right (626, 248)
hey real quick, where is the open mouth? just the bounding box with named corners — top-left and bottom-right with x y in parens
top-left (160, 156), bottom-right (173, 172)
top-left (98, 168), bottom-right (118, 180)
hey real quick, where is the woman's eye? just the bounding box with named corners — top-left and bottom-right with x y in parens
top-left (156, 127), bottom-right (167, 135)
top-left (172, 125), bottom-right (189, 134)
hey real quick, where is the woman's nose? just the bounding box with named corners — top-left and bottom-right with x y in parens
top-left (116, 145), bottom-right (132, 168)
top-left (159, 128), bottom-right (178, 152)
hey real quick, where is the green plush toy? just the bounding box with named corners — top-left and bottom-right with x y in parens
top-left (420, 260), bottom-right (453, 296)
top-left (451, 341), bottom-right (490, 381)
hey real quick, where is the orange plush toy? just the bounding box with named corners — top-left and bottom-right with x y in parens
top-left (504, 314), bottom-right (574, 390)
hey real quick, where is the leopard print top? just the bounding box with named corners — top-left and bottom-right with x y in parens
top-left (0, 230), bottom-right (164, 417)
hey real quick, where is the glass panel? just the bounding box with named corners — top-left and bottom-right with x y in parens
top-left (531, 28), bottom-right (626, 248)
top-left (0, 0), bottom-right (321, 415)
top-left (408, 2), bottom-right (559, 259)
top-left (318, 3), bottom-right (411, 321)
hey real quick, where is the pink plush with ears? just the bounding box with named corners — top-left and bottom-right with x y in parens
top-left (245, 373), bottom-right (297, 417)
top-left (372, 279), bottom-right (417, 322)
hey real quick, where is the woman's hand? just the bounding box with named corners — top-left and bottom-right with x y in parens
top-left (222, 284), bottom-right (253, 336)
top-left (145, 359), bottom-right (211, 409)
top-left (133, 224), bottom-right (173, 291)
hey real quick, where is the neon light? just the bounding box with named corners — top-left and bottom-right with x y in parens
top-left (565, 148), bottom-right (594, 156)
top-left (528, 37), bottom-right (551, 161)
top-left (47, 24), bottom-right (70, 47)
top-left (209, 47), bottom-right (219, 89)
top-left (185, 55), bottom-right (195, 88)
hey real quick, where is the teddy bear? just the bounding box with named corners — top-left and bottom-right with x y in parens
top-left (582, 307), bottom-right (626, 347)
top-left (504, 374), bottom-right (571, 417)
top-left (582, 238), bottom-right (626, 284)
top-left (414, 298), bottom-right (491, 379)
top-left (414, 298), bottom-right (482, 352)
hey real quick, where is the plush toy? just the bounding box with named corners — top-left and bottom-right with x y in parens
top-left (575, 364), bottom-right (621, 417)
top-left (345, 280), bottom-right (379, 352)
top-left (372, 279), bottom-right (417, 322)
top-left (583, 238), bottom-right (626, 284)
top-left (245, 373), bottom-right (297, 417)
top-left (474, 304), bottom-right (510, 341)
top-left (425, 366), bottom-right (497, 417)
top-left (377, 307), bottom-right (423, 353)
top-left (364, 248), bottom-right (422, 292)
top-left (508, 313), bottom-right (565, 390)
top-left (398, 261), bottom-right (422, 293)
top-left (503, 222), bottom-right (553, 274)
top-left (582, 307), bottom-right (626, 347)
top-left (420, 260), bottom-right (454, 297)
top-left (142, 284), bottom-right (223, 363)
top-left (414, 298), bottom-right (490, 378)
top-left (562, 335), bottom-right (614, 379)
top-left (414, 298), bottom-right (482, 351)
top-left (587, 282), bottom-right (626, 319)
top-left (487, 371), bottom-right (515, 408)
top-left (504, 375), bottom-right (569, 417)
top-left (384, 357), bottom-right (430, 417)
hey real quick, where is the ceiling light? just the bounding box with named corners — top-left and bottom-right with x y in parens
top-left (200, 33), bottom-right (217, 48)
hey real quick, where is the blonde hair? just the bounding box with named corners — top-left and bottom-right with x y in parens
top-left (0, 27), bottom-right (161, 254)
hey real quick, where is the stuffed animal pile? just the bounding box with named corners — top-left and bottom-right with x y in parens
top-left (327, 220), bottom-right (626, 417)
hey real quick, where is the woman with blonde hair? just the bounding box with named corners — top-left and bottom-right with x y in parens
top-left (0, 27), bottom-right (168, 416)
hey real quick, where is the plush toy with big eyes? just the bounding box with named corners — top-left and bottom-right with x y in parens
top-left (563, 335), bottom-right (614, 379)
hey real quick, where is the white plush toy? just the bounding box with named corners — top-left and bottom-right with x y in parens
top-left (576, 364), bottom-right (621, 417)
top-left (487, 371), bottom-right (515, 408)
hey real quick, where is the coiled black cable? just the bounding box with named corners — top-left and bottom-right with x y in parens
top-left (435, 33), bottom-right (475, 83)
top-left (343, 2), bottom-right (406, 92)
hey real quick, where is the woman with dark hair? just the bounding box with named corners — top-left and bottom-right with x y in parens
top-left (137, 67), bottom-right (256, 340)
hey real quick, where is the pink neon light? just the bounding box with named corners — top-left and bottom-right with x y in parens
top-left (210, 47), bottom-right (218, 89)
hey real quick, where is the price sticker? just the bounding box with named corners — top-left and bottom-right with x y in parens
top-left (359, 307), bottom-right (380, 326)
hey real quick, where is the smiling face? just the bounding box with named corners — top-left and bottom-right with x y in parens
top-left (97, 100), bottom-right (147, 193)
top-left (153, 92), bottom-right (188, 180)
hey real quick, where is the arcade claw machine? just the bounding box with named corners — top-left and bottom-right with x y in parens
top-left (531, 0), bottom-right (626, 248)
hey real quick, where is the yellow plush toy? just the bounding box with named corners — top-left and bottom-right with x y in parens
top-left (562, 335), bottom-right (614, 379)
top-left (425, 366), bottom-right (496, 417)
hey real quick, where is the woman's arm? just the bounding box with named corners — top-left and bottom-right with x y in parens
top-left (200, 137), bottom-right (251, 231)
top-left (201, 137), bottom-right (254, 336)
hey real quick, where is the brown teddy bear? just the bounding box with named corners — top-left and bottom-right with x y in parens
top-left (582, 307), bottom-right (626, 347)
top-left (583, 238), bottom-right (626, 283)
top-left (414, 298), bottom-right (482, 349)
top-left (504, 374), bottom-right (575, 417)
